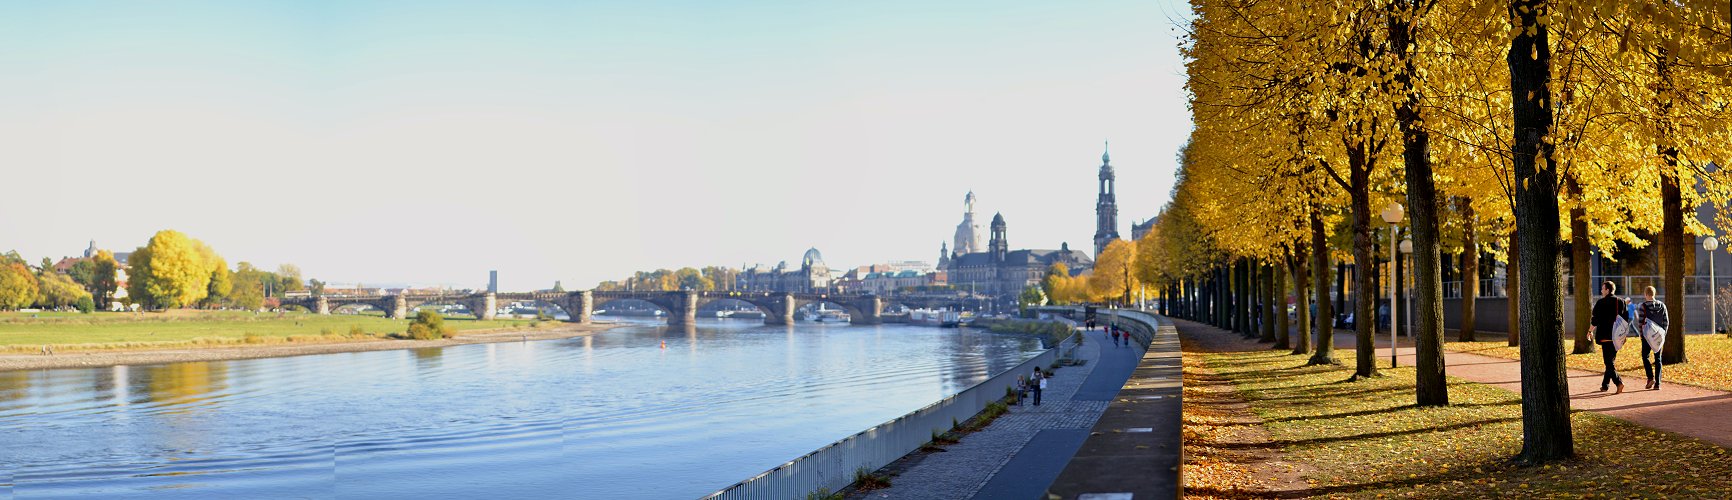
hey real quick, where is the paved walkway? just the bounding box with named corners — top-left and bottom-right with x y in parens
top-left (1330, 331), bottom-right (1732, 449)
top-left (863, 328), bottom-right (1142, 499)
top-left (1046, 319), bottom-right (1183, 500)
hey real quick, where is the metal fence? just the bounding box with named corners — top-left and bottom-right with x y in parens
top-left (1443, 275), bottom-right (1732, 299)
top-left (701, 327), bottom-right (1078, 500)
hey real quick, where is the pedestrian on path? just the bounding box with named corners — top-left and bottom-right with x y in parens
top-left (1031, 368), bottom-right (1044, 406)
top-left (1637, 286), bottom-right (1670, 391)
top-left (1016, 375), bottom-right (1029, 406)
top-left (1589, 280), bottom-right (1630, 394)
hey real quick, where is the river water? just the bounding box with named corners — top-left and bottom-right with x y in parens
top-left (0, 319), bottom-right (1043, 498)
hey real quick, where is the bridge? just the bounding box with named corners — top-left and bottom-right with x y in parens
top-left (280, 290), bottom-right (978, 326)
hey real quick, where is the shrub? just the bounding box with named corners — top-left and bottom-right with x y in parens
top-left (349, 325), bottom-right (366, 337)
top-left (407, 310), bottom-right (454, 340)
top-left (75, 296), bottom-right (95, 313)
top-left (852, 467), bottom-right (892, 491)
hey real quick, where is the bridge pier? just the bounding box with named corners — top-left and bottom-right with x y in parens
top-left (764, 293), bottom-right (796, 325)
top-left (475, 293), bottom-right (497, 321)
top-left (850, 296), bottom-right (883, 325)
top-left (666, 291), bottom-right (699, 326)
top-left (572, 291), bottom-right (594, 323)
top-left (315, 296), bottom-right (330, 315)
top-left (389, 295), bottom-right (408, 319)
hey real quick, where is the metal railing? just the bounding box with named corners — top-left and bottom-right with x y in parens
top-left (701, 327), bottom-right (1078, 500)
top-left (1443, 275), bottom-right (1731, 300)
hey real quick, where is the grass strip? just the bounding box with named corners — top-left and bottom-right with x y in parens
top-left (1200, 343), bottom-right (1732, 498)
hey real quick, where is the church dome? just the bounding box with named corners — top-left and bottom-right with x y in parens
top-left (802, 247), bottom-right (824, 267)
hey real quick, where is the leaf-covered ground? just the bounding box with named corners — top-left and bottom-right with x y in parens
top-left (1183, 321), bottom-right (1732, 498)
top-left (1447, 335), bottom-right (1732, 392)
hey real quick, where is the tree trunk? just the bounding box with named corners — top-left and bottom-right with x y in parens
top-left (1261, 263), bottom-right (1277, 342)
top-left (1309, 211), bottom-right (1337, 365)
top-left (1507, 230), bottom-right (1521, 347)
top-left (1247, 259), bottom-right (1260, 337)
top-left (1569, 179), bottom-right (1595, 355)
top-left (1509, 0), bottom-right (1574, 462)
top-left (1336, 261), bottom-right (1347, 327)
top-left (1276, 254), bottom-right (1292, 350)
top-left (1350, 149), bottom-right (1379, 380)
top-left (1461, 199), bottom-right (1479, 342)
top-left (1291, 239), bottom-right (1311, 355)
top-left (1661, 167), bottom-right (1688, 364)
top-left (1392, 2), bottom-right (1447, 403)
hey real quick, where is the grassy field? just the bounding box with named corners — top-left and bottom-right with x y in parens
top-left (1190, 340), bottom-right (1732, 498)
top-left (0, 310), bottom-right (547, 352)
top-left (1447, 335), bottom-right (1732, 392)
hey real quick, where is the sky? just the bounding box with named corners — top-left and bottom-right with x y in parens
top-left (0, 0), bottom-right (1195, 291)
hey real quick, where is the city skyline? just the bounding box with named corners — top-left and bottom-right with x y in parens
top-left (0, 1), bottom-right (1194, 290)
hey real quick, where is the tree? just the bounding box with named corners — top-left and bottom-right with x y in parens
top-left (0, 262), bottom-right (39, 310)
top-left (1018, 285), bottom-right (1047, 314)
top-left (1041, 263), bottom-right (1069, 302)
top-left (407, 310), bottom-right (454, 340)
top-left (91, 251), bottom-right (119, 310)
top-left (276, 264), bottom-right (305, 293)
top-left (68, 259), bottom-right (97, 292)
top-left (309, 279), bottom-right (327, 297)
top-left (35, 272), bottom-right (91, 310)
top-left (1091, 239), bottom-right (1139, 305)
top-left (1508, 0), bottom-right (1572, 464)
top-left (229, 267), bottom-right (267, 311)
top-left (128, 230), bottom-right (222, 309)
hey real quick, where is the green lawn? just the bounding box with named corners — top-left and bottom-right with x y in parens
top-left (0, 310), bottom-right (543, 352)
top-left (1447, 335), bottom-right (1732, 392)
top-left (1195, 342), bottom-right (1732, 498)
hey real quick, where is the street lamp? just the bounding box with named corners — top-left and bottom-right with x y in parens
top-left (1380, 201), bottom-right (1404, 368)
top-left (1400, 237), bottom-right (1414, 341)
top-left (1707, 235), bottom-right (1720, 334)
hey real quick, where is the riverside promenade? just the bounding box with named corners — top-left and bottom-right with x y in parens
top-left (858, 313), bottom-right (1182, 500)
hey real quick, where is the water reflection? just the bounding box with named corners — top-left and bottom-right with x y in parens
top-left (0, 321), bottom-right (1043, 498)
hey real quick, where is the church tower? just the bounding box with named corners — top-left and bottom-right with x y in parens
top-left (989, 212), bottom-right (1008, 262)
top-left (1093, 142), bottom-right (1120, 257)
top-left (953, 191), bottom-right (983, 254)
top-left (938, 242), bottom-right (951, 268)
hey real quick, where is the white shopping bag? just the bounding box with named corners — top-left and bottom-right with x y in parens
top-left (1642, 321), bottom-right (1666, 353)
top-left (1611, 315), bottom-right (1632, 351)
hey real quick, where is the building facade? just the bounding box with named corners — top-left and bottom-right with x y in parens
top-left (944, 212), bottom-right (1093, 297)
top-left (736, 248), bottom-right (834, 294)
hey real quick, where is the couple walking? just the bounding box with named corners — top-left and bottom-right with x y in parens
top-left (1588, 281), bottom-right (1669, 394)
top-left (1019, 368), bottom-right (1048, 406)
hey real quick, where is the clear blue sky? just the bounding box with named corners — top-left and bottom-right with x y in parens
top-left (0, 0), bottom-right (1194, 290)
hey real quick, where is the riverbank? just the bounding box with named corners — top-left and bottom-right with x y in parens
top-left (0, 321), bottom-right (621, 371)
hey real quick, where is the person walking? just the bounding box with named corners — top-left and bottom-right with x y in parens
top-left (1589, 280), bottom-right (1630, 394)
top-left (1031, 368), bottom-right (1044, 406)
top-left (1636, 286), bottom-right (1669, 390)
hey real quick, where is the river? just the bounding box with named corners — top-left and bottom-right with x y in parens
top-left (0, 319), bottom-right (1044, 498)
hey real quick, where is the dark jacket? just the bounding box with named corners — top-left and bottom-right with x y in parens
top-left (1591, 295), bottom-right (1629, 343)
top-left (1637, 299), bottom-right (1669, 330)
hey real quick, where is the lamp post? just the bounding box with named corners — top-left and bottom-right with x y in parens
top-left (1380, 201), bottom-right (1405, 368)
top-left (1400, 238), bottom-right (1414, 341)
top-left (1707, 236), bottom-right (1720, 334)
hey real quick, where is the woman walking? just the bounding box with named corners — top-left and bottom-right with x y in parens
top-left (1589, 281), bottom-right (1630, 394)
top-left (1636, 286), bottom-right (1669, 390)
